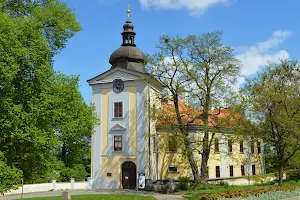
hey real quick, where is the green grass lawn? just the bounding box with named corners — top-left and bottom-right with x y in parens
top-left (20, 194), bottom-right (156, 200)
top-left (184, 177), bottom-right (300, 200)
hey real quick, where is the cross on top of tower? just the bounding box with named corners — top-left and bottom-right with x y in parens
top-left (127, 4), bottom-right (131, 20)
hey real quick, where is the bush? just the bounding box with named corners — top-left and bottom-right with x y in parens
top-left (178, 176), bottom-right (190, 190)
top-left (59, 164), bottom-right (88, 182)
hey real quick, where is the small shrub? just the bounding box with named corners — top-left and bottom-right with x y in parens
top-left (178, 176), bottom-right (190, 190)
top-left (0, 153), bottom-right (23, 194)
top-left (59, 164), bottom-right (88, 182)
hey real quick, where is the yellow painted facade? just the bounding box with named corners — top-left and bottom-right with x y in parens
top-left (90, 77), bottom-right (264, 188)
top-left (101, 88), bottom-right (110, 155)
top-left (128, 86), bottom-right (137, 154)
top-left (97, 86), bottom-right (140, 188)
top-left (155, 131), bottom-right (263, 180)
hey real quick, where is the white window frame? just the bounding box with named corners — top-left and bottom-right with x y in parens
top-left (113, 134), bottom-right (123, 152)
top-left (113, 101), bottom-right (124, 118)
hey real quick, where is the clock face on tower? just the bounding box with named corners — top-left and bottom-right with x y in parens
top-left (113, 79), bottom-right (124, 93)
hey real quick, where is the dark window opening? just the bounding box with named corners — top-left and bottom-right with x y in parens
top-left (251, 140), bottom-right (255, 154)
top-left (215, 138), bottom-right (219, 153)
top-left (216, 166), bottom-right (220, 178)
top-left (241, 165), bottom-right (245, 176)
top-left (114, 135), bottom-right (122, 151)
top-left (228, 140), bottom-right (233, 153)
top-left (230, 165), bottom-right (234, 177)
top-left (257, 142), bottom-right (261, 154)
top-left (168, 166), bottom-right (178, 173)
top-left (114, 102), bottom-right (123, 118)
top-left (252, 165), bottom-right (256, 175)
top-left (240, 140), bottom-right (244, 153)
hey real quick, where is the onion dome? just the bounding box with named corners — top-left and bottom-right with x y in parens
top-left (109, 8), bottom-right (147, 73)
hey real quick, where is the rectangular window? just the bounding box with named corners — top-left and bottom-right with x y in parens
top-left (252, 165), bottom-right (256, 175)
top-left (251, 140), bottom-right (255, 154)
top-left (114, 135), bottom-right (122, 151)
top-left (168, 166), bottom-right (178, 173)
top-left (241, 165), bottom-right (245, 176)
top-left (228, 140), bottom-right (233, 153)
top-left (240, 140), bottom-right (244, 153)
top-left (216, 166), bottom-right (220, 178)
top-left (257, 142), bottom-right (261, 154)
top-left (114, 102), bottom-right (123, 118)
top-left (168, 136), bottom-right (177, 152)
top-left (230, 165), bottom-right (234, 177)
top-left (215, 138), bottom-right (219, 153)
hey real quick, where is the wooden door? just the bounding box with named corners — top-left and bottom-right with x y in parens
top-left (122, 161), bottom-right (136, 189)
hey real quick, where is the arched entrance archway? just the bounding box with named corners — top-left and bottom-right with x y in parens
top-left (121, 161), bottom-right (136, 189)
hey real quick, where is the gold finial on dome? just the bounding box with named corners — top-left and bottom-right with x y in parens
top-left (127, 4), bottom-right (131, 20)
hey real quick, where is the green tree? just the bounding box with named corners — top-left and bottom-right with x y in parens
top-left (52, 73), bottom-right (97, 173)
top-left (183, 32), bottom-right (240, 184)
top-left (147, 32), bottom-right (240, 183)
top-left (244, 59), bottom-right (300, 186)
top-left (0, 152), bottom-right (23, 194)
top-left (0, 0), bottom-right (97, 184)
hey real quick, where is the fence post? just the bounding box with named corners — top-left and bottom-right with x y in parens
top-left (52, 180), bottom-right (56, 191)
top-left (21, 179), bottom-right (24, 199)
top-left (61, 191), bottom-right (71, 200)
top-left (70, 178), bottom-right (75, 190)
top-left (88, 177), bottom-right (93, 189)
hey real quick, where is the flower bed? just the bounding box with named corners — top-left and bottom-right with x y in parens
top-left (199, 186), bottom-right (299, 200)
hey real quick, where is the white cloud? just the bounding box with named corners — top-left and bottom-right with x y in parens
top-left (139, 0), bottom-right (232, 16)
top-left (236, 30), bottom-right (291, 77)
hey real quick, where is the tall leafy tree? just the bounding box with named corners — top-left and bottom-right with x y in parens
top-left (147, 35), bottom-right (201, 182)
top-left (0, 0), bottom-right (97, 184)
top-left (182, 32), bottom-right (240, 183)
top-left (244, 59), bottom-right (300, 186)
top-left (147, 32), bottom-right (240, 183)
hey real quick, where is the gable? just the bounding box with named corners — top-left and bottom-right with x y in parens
top-left (87, 67), bottom-right (149, 85)
top-left (99, 71), bottom-right (140, 82)
top-left (110, 124), bottom-right (126, 131)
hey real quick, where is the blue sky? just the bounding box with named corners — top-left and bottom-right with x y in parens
top-left (54, 0), bottom-right (299, 103)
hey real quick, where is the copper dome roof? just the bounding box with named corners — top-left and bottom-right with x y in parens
top-left (109, 17), bottom-right (147, 74)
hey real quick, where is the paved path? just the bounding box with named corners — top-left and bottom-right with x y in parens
top-left (0, 190), bottom-right (187, 200)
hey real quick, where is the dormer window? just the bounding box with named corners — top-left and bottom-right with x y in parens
top-left (114, 135), bottom-right (122, 151)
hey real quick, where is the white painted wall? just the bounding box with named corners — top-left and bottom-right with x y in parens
top-left (4, 181), bottom-right (89, 196)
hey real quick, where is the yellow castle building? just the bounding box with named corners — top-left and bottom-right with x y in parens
top-left (87, 11), bottom-right (265, 190)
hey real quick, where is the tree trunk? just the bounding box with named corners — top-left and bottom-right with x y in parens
top-left (173, 95), bottom-right (200, 183)
top-left (61, 142), bottom-right (67, 163)
top-left (189, 153), bottom-right (201, 183)
top-left (200, 91), bottom-right (211, 184)
top-left (200, 133), bottom-right (210, 184)
top-left (183, 126), bottom-right (200, 183)
top-left (278, 163), bottom-right (284, 186)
